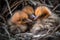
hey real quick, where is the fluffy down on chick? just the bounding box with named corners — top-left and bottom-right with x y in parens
top-left (8, 10), bottom-right (31, 33)
top-left (34, 6), bottom-right (52, 20)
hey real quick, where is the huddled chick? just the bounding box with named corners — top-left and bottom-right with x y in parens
top-left (8, 11), bottom-right (28, 34)
top-left (30, 6), bottom-right (59, 34)
top-left (8, 6), bottom-right (35, 34)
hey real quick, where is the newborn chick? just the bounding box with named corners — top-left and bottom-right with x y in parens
top-left (30, 6), bottom-right (59, 34)
top-left (8, 10), bottom-right (32, 33)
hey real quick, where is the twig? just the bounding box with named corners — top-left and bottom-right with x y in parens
top-left (0, 15), bottom-right (6, 23)
top-left (0, 33), bottom-right (9, 38)
top-left (40, 0), bottom-right (45, 4)
top-left (48, 0), bottom-right (53, 6)
top-left (52, 4), bottom-right (60, 11)
top-left (55, 10), bottom-right (60, 13)
top-left (3, 0), bottom-right (23, 16)
top-left (0, 22), bottom-right (11, 39)
top-left (29, 0), bottom-right (37, 6)
top-left (2, 0), bottom-right (17, 15)
top-left (44, 4), bottom-right (53, 8)
top-left (51, 25), bottom-right (60, 34)
top-left (11, 0), bottom-right (23, 10)
top-left (5, 0), bottom-right (12, 16)
top-left (32, 25), bottom-right (59, 39)
top-left (2, 24), bottom-right (11, 39)
top-left (29, 0), bottom-right (41, 6)
top-left (43, 0), bottom-right (46, 4)
top-left (11, 3), bottom-right (21, 12)
top-left (6, 2), bottom-right (21, 17)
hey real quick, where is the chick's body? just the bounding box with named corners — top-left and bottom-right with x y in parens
top-left (30, 6), bottom-right (59, 34)
top-left (29, 6), bottom-right (52, 34)
top-left (9, 11), bottom-right (29, 33)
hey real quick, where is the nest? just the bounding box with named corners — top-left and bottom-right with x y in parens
top-left (0, 0), bottom-right (60, 40)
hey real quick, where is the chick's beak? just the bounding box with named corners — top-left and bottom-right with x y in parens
top-left (30, 14), bottom-right (36, 20)
top-left (34, 16), bottom-right (39, 20)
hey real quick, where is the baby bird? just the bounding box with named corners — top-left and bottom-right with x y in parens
top-left (8, 10), bottom-right (32, 33)
top-left (34, 6), bottom-right (52, 20)
top-left (30, 6), bottom-right (59, 34)
top-left (30, 6), bottom-right (52, 34)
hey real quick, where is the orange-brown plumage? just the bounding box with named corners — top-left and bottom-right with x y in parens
top-left (10, 11), bottom-right (28, 26)
top-left (9, 11), bottom-right (30, 32)
top-left (22, 6), bottom-right (34, 15)
top-left (35, 6), bottom-right (51, 20)
top-left (9, 6), bottom-right (35, 32)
